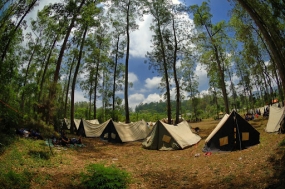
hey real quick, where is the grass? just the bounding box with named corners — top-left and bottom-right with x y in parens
top-left (0, 117), bottom-right (285, 188)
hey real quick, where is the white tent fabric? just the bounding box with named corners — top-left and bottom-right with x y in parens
top-left (162, 121), bottom-right (201, 149)
top-left (205, 114), bottom-right (229, 143)
top-left (113, 119), bottom-right (151, 142)
top-left (63, 118), bottom-right (71, 129)
top-left (265, 106), bottom-right (285, 132)
top-left (74, 119), bottom-right (81, 130)
top-left (257, 107), bottom-right (265, 115)
top-left (86, 119), bottom-right (100, 124)
top-left (79, 119), bottom-right (150, 141)
top-left (82, 119), bottom-right (109, 137)
top-left (63, 118), bottom-right (81, 130)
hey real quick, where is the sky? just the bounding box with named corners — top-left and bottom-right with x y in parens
top-left (26, 0), bottom-right (233, 110)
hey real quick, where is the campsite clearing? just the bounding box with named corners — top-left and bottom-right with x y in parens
top-left (1, 117), bottom-right (285, 188)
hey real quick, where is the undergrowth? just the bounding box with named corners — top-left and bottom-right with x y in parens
top-left (279, 138), bottom-right (285, 147)
top-left (0, 169), bottom-right (32, 189)
top-left (0, 138), bottom-right (53, 187)
top-left (80, 163), bottom-right (131, 189)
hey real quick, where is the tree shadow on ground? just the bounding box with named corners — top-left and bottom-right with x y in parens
top-left (265, 147), bottom-right (285, 189)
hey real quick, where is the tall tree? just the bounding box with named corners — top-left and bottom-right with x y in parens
top-left (107, 9), bottom-right (126, 120)
top-left (233, 0), bottom-right (285, 101)
top-left (48, 0), bottom-right (86, 124)
top-left (1, 0), bottom-right (39, 64)
top-left (110, 0), bottom-right (143, 123)
top-left (189, 2), bottom-right (231, 113)
top-left (145, 0), bottom-right (172, 123)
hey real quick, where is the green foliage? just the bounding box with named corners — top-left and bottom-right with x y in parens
top-left (279, 139), bottom-right (285, 147)
top-left (28, 150), bottom-right (51, 160)
top-left (22, 119), bottom-right (55, 138)
top-left (80, 163), bottom-right (131, 189)
top-left (0, 170), bottom-right (32, 189)
top-left (0, 133), bottom-right (17, 155)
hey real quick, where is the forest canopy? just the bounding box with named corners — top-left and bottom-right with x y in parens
top-left (0, 0), bottom-right (284, 128)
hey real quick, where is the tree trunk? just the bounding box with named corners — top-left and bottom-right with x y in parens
top-left (20, 39), bottom-right (38, 112)
top-left (213, 46), bottom-right (230, 113)
top-left (172, 16), bottom-right (180, 125)
top-left (64, 56), bottom-right (76, 118)
top-left (70, 25), bottom-right (88, 134)
top-left (38, 36), bottom-right (58, 102)
top-left (48, 0), bottom-right (86, 124)
top-left (112, 35), bottom-right (120, 119)
top-left (124, 1), bottom-right (131, 123)
top-left (157, 21), bottom-right (172, 124)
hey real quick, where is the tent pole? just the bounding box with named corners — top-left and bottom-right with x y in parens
top-left (234, 111), bottom-right (242, 150)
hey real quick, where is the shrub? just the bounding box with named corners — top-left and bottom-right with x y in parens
top-left (279, 138), bottom-right (285, 147)
top-left (0, 170), bottom-right (32, 189)
top-left (80, 163), bottom-right (131, 189)
top-left (0, 133), bottom-right (17, 155)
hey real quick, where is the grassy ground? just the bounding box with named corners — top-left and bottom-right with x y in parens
top-left (1, 117), bottom-right (285, 189)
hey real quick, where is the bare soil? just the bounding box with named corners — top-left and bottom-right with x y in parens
top-left (31, 117), bottom-right (285, 189)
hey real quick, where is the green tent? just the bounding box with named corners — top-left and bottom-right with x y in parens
top-left (142, 120), bottom-right (201, 150)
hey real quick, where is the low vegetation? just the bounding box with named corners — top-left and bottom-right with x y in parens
top-left (0, 117), bottom-right (285, 188)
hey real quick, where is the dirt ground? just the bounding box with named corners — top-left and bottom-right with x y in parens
top-left (32, 117), bottom-right (285, 189)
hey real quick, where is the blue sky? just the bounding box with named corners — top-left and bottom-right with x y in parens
top-left (26, 0), bottom-right (233, 110)
top-left (120, 0), bottom-right (233, 109)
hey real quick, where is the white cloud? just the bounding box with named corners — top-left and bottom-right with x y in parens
top-left (130, 14), bottom-right (153, 58)
top-left (172, 0), bottom-right (183, 4)
top-left (145, 76), bottom-right (161, 89)
top-left (195, 63), bottom-right (209, 91)
top-left (127, 92), bottom-right (164, 110)
top-left (200, 90), bottom-right (209, 96)
top-left (142, 93), bottom-right (163, 104)
top-left (128, 93), bottom-right (145, 109)
top-left (128, 72), bottom-right (138, 83)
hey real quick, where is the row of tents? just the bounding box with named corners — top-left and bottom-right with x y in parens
top-left (61, 118), bottom-right (202, 149)
top-left (60, 107), bottom-right (284, 152)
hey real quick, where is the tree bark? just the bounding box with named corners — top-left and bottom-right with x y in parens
top-left (124, 0), bottom-right (131, 123)
top-left (70, 25), bottom-right (88, 134)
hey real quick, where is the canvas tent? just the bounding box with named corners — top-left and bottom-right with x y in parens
top-left (77, 119), bottom-right (108, 137)
top-left (86, 119), bottom-right (100, 124)
top-left (61, 118), bottom-right (81, 131)
top-left (142, 120), bottom-right (201, 150)
top-left (61, 118), bottom-right (70, 130)
top-left (204, 111), bottom-right (260, 152)
top-left (265, 106), bottom-right (285, 132)
top-left (100, 119), bottom-right (151, 142)
top-left (76, 119), bottom-right (151, 142)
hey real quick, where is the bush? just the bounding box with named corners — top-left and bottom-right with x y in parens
top-left (279, 138), bottom-right (285, 147)
top-left (80, 163), bottom-right (131, 189)
top-left (0, 170), bottom-right (32, 189)
top-left (0, 133), bottom-right (17, 155)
